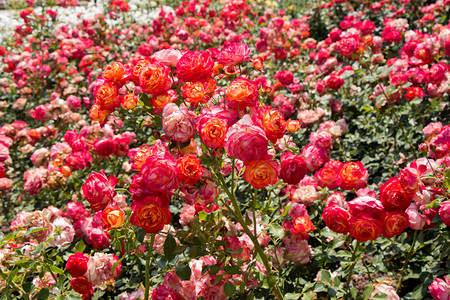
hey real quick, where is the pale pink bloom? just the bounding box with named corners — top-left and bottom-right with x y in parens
top-left (0, 178), bottom-right (12, 191)
top-left (301, 144), bottom-right (330, 172)
top-left (370, 284), bottom-right (400, 300)
top-left (0, 144), bottom-right (9, 162)
top-left (423, 122), bottom-right (443, 139)
top-left (152, 49), bottom-right (183, 67)
top-left (406, 203), bottom-right (427, 230)
top-left (48, 217), bottom-right (75, 247)
top-left (86, 253), bottom-right (121, 288)
top-left (42, 206), bottom-right (63, 222)
top-left (412, 187), bottom-right (434, 205)
top-left (30, 148), bottom-right (50, 167)
top-left (283, 235), bottom-right (311, 265)
top-left (179, 204), bottom-right (196, 226)
top-left (291, 185), bottom-right (321, 206)
top-left (162, 104), bottom-right (197, 143)
top-left (310, 131), bottom-right (333, 149)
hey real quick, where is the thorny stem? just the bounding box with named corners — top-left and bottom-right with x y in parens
top-left (345, 240), bottom-right (361, 300)
top-left (396, 230), bottom-right (419, 292)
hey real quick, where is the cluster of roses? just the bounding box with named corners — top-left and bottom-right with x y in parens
top-left (66, 252), bottom-right (122, 298)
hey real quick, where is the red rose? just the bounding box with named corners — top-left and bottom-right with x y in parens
top-left (337, 161), bottom-right (368, 190)
top-left (130, 196), bottom-right (172, 233)
top-left (176, 155), bottom-right (204, 186)
top-left (349, 213), bottom-right (383, 242)
top-left (383, 211), bottom-right (409, 238)
top-left (380, 177), bottom-right (413, 211)
top-left (176, 51), bottom-right (214, 82)
top-left (70, 276), bottom-right (93, 295)
top-left (323, 206), bottom-right (350, 234)
top-left (66, 252), bottom-right (89, 277)
top-left (279, 152), bottom-right (308, 185)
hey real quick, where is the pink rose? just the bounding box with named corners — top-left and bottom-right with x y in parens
top-left (162, 104), bottom-right (197, 143)
top-left (152, 49), bottom-right (183, 67)
top-left (423, 122), bottom-right (442, 139)
top-left (439, 201), bottom-right (450, 226)
top-left (82, 170), bottom-right (118, 212)
top-left (429, 276), bottom-right (450, 300)
top-left (406, 203), bottom-right (427, 230)
top-left (301, 144), bottom-right (330, 172)
top-left (86, 253), bottom-right (121, 287)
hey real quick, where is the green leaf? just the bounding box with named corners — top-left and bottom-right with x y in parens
top-left (34, 288), bottom-right (49, 300)
top-left (176, 264), bottom-right (191, 281)
top-left (372, 293), bottom-right (389, 299)
top-left (209, 265), bottom-right (221, 276)
top-left (321, 269), bottom-right (332, 286)
top-left (136, 228), bottom-right (147, 243)
top-left (350, 287), bottom-right (358, 299)
top-left (280, 205), bottom-right (294, 217)
top-left (335, 250), bottom-right (352, 258)
top-left (224, 280), bottom-right (236, 297)
top-left (164, 234), bottom-right (177, 262)
top-left (48, 265), bottom-right (64, 275)
top-left (363, 285), bottom-right (374, 299)
top-left (197, 211), bottom-right (208, 221)
top-left (73, 240), bottom-right (86, 253)
top-left (225, 266), bottom-right (240, 275)
top-left (268, 223), bottom-right (284, 238)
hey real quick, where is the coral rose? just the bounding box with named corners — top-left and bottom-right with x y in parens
top-left (94, 82), bottom-right (117, 111)
top-left (102, 61), bottom-right (125, 85)
top-left (226, 77), bottom-right (259, 111)
top-left (101, 206), bottom-right (125, 229)
top-left (337, 161), bottom-right (368, 190)
top-left (323, 206), bottom-right (350, 234)
top-left (176, 155), bottom-right (204, 186)
top-left (139, 62), bottom-right (172, 96)
top-left (243, 157), bottom-right (279, 189)
top-left (197, 116), bottom-right (228, 149)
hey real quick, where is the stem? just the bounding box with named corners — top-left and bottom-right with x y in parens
top-left (144, 234), bottom-right (156, 300)
top-left (396, 230), bottom-right (419, 292)
top-left (253, 187), bottom-right (258, 237)
top-left (345, 240), bottom-right (361, 299)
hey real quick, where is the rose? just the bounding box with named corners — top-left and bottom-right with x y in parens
top-left (176, 51), bottom-right (214, 82)
top-left (398, 167), bottom-right (421, 195)
top-left (94, 139), bottom-right (117, 157)
top-left (85, 253), bottom-right (122, 286)
top-left (225, 118), bottom-right (268, 162)
top-left (70, 276), bottom-right (93, 295)
top-left (290, 216), bottom-right (315, 239)
top-left (162, 103), bottom-right (197, 143)
top-left (315, 167), bottom-right (339, 190)
top-left (286, 119), bottom-right (301, 132)
top-left (152, 49), bottom-right (183, 67)
top-left (383, 211), bottom-right (409, 238)
top-left (322, 206), bottom-right (350, 234)
top-left (149, 89), bottom-right (178, 114)
top-left (380, 177), bottom-right (413, 211)
top-left (89, 104), bottom-right (108, 123)
top-left (225, 77), bottom-right (259, 111)
top-left (102, 61), bottom-right (125, 84)
top-left (132, 59), bottom-right (150, 83)
top-left (130, 196), bottom-right (172, 233)
top-left (176, 155), bottom-right (204, 186)
top-left (279, 152), bottom-right (308, 185)
top-left (243, 157), bottom-right (279, 189)
top-left (349, 213), bottom-right (383, 242)
top-left (429, 276), bottom-right (450, 300)
top-left (101, 206), bottom-right (125, 229)
top-left (309, 131), bottom-right (333, 150)
top-left (94, 82), bottom-right (117, 111)
top-left (348, 196), bottom-right (386, 220)
top-left (121, 93), bottom-right (138, 110)
top-left (139, 62), bottom-right (172, 96)
top-left (66, 252), bottom-right (89, 277)
top-left (182, 79), bottom-right (215, 107)
top-left (130, 152), bottom-right (180, 202)
top-left (217, 43), bottom-right (251, 67)
top-left (439, 201), bottom-right (450, 227)
top-left (337, 161), bottom-right (368, 190)
top-left (259, 107), bottom-right (286, 143)
top-left (87, 228), bottom-right (110, 250)
top-left (301, 144), bottom-right (330, 172)
top-left (82, 170), bottom-right (118, 212)
top-left (197, 116), bottom-right (228, 149)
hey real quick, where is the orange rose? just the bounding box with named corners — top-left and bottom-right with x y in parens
top-left (225, 77), bottom-right (259, 111)
top-left (132, 59), bottom-right (150, 83)
top-left (291, 216), bottom-right (315, 238)
top-left (94, 82), bottom-right (117, 111)
top-left (133, 144), bottom-right (151, 171)
top-left (121, 93), bottom-right (137, 110)
top-left (182, 82), bottom-right (208, 107)
top-left (139, 62), bottom-right (172, 96)
top-left (337, 161), bottom-right (368, 190)
top-left (262, 107), bottom-right (286, 143)
top-left (243, 157), bottom-right (279, 189)
top-left (176, 155), bottom-right (204, 186)
top-left (149, 89), bottom-right (177, 114)
top-left (286, 119), bottom-right (301, 132)
top-left (101, 206), bottom-right (125, 229)
top-left (89, 104), bottom-right (108, 123)
top-left (102, 61), bottom-right (125, 84)
top-left (198, 117), bottom-right (228, 149)
top-left (130, 196), bottom-right (171, 233)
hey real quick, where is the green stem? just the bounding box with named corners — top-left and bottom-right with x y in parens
top-left (144, 234), bottom-right (156, 300)
top-left (253, 187), bottom-right (258, 237)
top-left (215, 172), bottom-right (284, 300)
top-left (345, 240), bottom-right (361, 299)
top-left (396, 230), bottom-right (419, 292)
